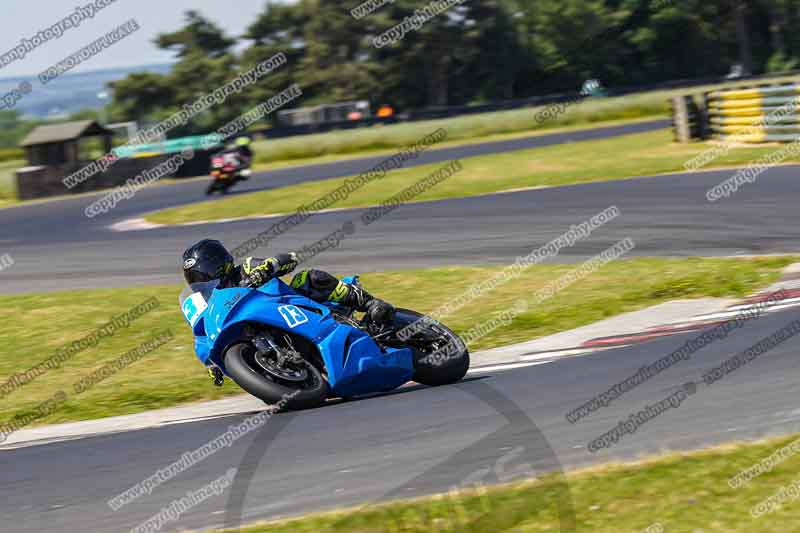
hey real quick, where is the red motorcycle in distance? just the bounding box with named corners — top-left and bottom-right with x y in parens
top-left (206, 151), bottom-right (252, 195)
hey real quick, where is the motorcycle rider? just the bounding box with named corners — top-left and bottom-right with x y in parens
top-left (230, 136), bottom-right (253, 169)
top-left (183, 239), bottom-right (396, 385)
top-left (213, 137), bottom-right (253, 184)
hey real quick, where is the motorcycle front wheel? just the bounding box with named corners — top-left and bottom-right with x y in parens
top-left (224, 343), bottom-right (329, 410)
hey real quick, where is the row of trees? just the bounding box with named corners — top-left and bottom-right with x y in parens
top-left (105, 0), bottom-right (800, 135)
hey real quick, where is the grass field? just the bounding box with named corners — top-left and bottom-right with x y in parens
top-left (227, 433), bottom-right (800, 532)
top-left (0, 256), bottom-right (792, 428)
top-left (249, 115), bottom-right (663, 173)
top-left (147, 128), bottom-right (798, 225)
top-left (0, 115), bottom-right (664, 213)
top-left (249, 74), bottom-right (800, 167)
top-left (0, 160), bottom-right (21, 207)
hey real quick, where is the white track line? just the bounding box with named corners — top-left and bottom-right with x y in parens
top-left (468, 361), bottom-right (552, 374)
top-left (519, 348), bottom-right (597, 361)
top-left (726, 297), bottom-right (800, 311)
top-left (676, 301), bottom-right (800, 324)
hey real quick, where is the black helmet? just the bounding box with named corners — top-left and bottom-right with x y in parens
top-left (182, 239), bottom-right (234, 285)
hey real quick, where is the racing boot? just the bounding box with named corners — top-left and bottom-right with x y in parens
top-left (341, 283), bottom-right (396, 329)
top-left (208, 367), bottom-right (225, 387)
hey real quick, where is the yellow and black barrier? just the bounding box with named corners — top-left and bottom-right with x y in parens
top-left (705, 84), bottom-right (800, 143)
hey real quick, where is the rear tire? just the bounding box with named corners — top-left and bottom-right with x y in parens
top-left (393, 309), bottom-right (470, 387)
top-left (224, 343), bottom-right (329, 410)
top-left (415, 349), bottom-right (470, 386)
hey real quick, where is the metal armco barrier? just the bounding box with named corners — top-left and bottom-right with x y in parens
top-left (706, 84), bottom-right (800, 142)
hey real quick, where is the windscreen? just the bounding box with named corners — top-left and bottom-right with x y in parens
top-left (178, 279), bottom-right (220, 327)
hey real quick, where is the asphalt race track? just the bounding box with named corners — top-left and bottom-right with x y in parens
top-left (4, 118), bottom-right (800, 532)
top-left (0, 120), bottom-right (680, 293)
top-left (3, 155), bottom-right (800, 293)
top-left (2, 305), bottom-right (799, 532)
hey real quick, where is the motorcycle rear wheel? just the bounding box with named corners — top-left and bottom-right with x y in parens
top-left (393, 309), bottom-right (470, 386)
top-left (224, 343), bottom-right (329, 410)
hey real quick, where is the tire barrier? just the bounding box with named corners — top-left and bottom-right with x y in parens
top-left (670, 95), bottom-right (705, 143)
top-left (706, 84), bottom-right (800, 143)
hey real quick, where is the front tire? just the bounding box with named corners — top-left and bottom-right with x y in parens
top-left (224, 343), bottom-right (329, 410)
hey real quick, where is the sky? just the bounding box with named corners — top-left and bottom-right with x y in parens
top-left (0, 0), bottom-right (286, 79)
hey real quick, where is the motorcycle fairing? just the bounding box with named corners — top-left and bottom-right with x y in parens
top-left (185, 278), bottom-right (414, 397)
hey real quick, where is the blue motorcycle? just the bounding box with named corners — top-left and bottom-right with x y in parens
top-left (179, 275), bottom-right (469, 409)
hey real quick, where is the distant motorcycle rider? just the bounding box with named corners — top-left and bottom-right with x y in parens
top-left (229, 136), bottom-right (253, 168)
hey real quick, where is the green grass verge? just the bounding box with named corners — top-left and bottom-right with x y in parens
top-left (249, 75), bottom-right (800, 167)
top-left (249, 116), bottom-right (661, 173)
top-left (0, 256), bottom-right (792, 428)
top-left (0, 159), bottom-right (21, 205)
top-left (225, 433), bottom-right (800, 532)
top-left (0, 147), bottom-right (24, 162)
top-left (147, 128), bottom-right (800, 225)
top-left (0, 116), bottom-right (664, 213)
